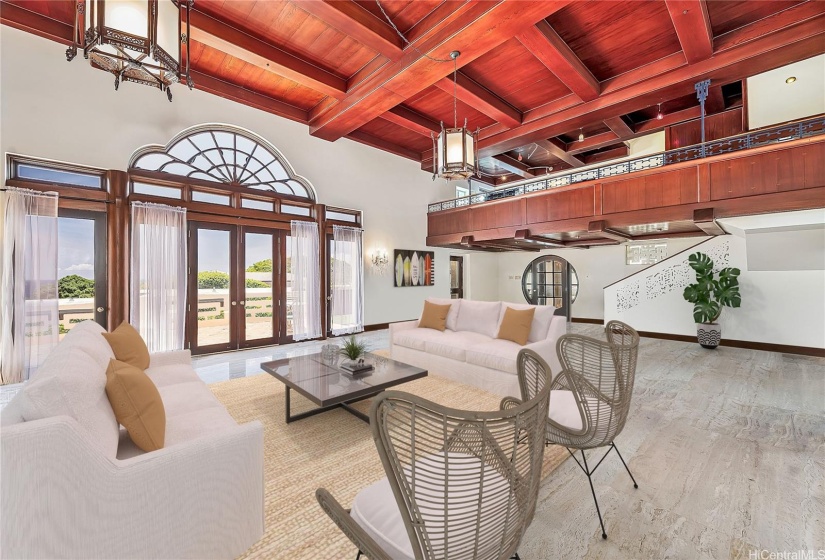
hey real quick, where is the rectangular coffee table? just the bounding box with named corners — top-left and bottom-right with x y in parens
top-left (261, 352), bottom-right (427, 423)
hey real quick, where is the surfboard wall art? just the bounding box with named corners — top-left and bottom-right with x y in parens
top-left (394, 250), bottom-right (435, 287)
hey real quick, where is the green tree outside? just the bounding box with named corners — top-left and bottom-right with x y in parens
top-left (246, 258), bottom-right (273, 272)
top-left (58, 275), bottom-right (94, 299)
top-left (197, 271), bottom-right (230, 289)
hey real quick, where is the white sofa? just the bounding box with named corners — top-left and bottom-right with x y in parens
top-left (0, 321), bottom-right (264, 560)
top-left (390, 299), bottom-right (567, 397)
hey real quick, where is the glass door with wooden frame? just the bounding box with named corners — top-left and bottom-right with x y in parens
top-left (187, 222), bottom-right (286, 354)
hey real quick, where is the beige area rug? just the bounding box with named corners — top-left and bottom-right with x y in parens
top-left (210, 358), bottom-right (568, 560)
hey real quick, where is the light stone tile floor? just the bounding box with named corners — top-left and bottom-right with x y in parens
top-left (2, 325), bottom-right (822, 559)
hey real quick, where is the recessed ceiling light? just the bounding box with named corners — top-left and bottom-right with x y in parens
top-left (785, 76), bottom-right (797, 84)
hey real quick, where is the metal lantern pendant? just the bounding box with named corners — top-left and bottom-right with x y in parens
top-left (433, 51), bottom-right (479, 181)
top-left (66, 0), bottom-right (194, 102)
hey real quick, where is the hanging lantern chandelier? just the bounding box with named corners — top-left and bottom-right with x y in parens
top-left (432, 51), bottom-right (479, 181)
top-left (65, 0), bottom-right (193, 102)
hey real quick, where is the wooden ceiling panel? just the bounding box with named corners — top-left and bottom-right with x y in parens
top-left (353, 0), bottom-right (444, 34)
top-left (546, 1), bottom-right (683, 82)
top-left (460, 37), bottom-right (570, 112)
top-left (359, 118), bottom-right (433, 153)
top-left (707, 0), bottom-right (804, 37)
top-left (4, 0), bottom-right (72, 23)
top-left (405, 85), bottom-right (497, 132)
top-left (195, 0), bottom-right (378, 79)
top-left (190, 42), bottom-right (327, 111)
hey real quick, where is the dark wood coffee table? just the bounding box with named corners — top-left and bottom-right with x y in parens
top-left (261, 352), bottom-right (428, 423)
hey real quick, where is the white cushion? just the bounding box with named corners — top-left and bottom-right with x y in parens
top-left (393, 328), bottom-right (447, 352)
top-left (465, 339), bottom-right (522, 374)
top-left (351, 452), bottom-right (511, 560)
top-left (57, 320), bottom-right (115, 369)
top-left (496, 303), bottom-right (557, 343)
top-left (549, 390), bottom-right (584, 431)
top-left (454, 300), bottom-right (501, 338)
top-left (116, 405), bottom-right (238, 459)
top-left (145, 364), bottom-right (201, 388)
top-left (158, 381), bottom-right (223, 417)
top-left (425, 331), bottom-right (491, 362)
top-left (20, 343), bottom-right (119, 458)
top-left (422, 297), bottom-right (461, 331)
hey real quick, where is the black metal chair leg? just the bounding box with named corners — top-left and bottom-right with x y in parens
top-left (581, 450), bottom-right (608, 539)
top-left (510, 553), bottom-right (522, 560)
top-left (612, 443), bottom-right (638, 489)
top-left (355, 551), bottom-right (362, 560)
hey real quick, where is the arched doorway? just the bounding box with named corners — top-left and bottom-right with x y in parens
top-left (521, 255), bottom-right (579, 320)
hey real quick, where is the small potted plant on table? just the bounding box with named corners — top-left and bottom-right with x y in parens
top-left (340, 335), bottom-right (368, 367)
top-left (682, 252), bottom-right (741, 349)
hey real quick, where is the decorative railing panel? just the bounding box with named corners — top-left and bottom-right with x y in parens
top-left (428, 116), bottom-right (825, 213)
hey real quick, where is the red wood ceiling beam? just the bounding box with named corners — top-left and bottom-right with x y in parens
top-left (582, 145), bottom-right (629, 165)
top-left (0, 1), bottom-right (73, 45)
top-left (567, 131), bottom-right (623, 155)
top-left (382, 105), bottom-right (440, 137)
top-left (189, 10), bottom-right (347, 100)
top-left (603, 116), bottom-right (635, 138)
top-left (588, 220), bottom-right (631, 242)
top-left (345, 130), bottom-right (422, 161)
top-left (489, 154), bottom-right (535, 179)
top-left (665, 0), bottom-right (713, 64)
top-left (190, 71), bottom-right (308, 124)
top-left (693, 208), bottom-right (726, 235)
top-left (516, 20), bottom-right (600, 102)
top-left (297, 0), bottom-right (403, 60)
top-left (308, 1), bottom-right (571, 142)
top-left (635, 105), bottom-right (702, 134)
top-left (434, 72), bottom-right (521, 129)
top-left (535, 139), bottom-right (584, 168)
top-left (478, 4), bottom-right (825, 158)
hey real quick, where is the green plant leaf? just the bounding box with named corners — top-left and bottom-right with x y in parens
top-left (340, 335), bottom-right (368, 360)
top-left (718, 267), bottom-right (740, 281)
top-left (714, 277), bottom-right (742, 308)
top-left (683, 284), bottom-right (704, 303)
top-left (693, 300), bottom-right (720, 323)
top-left (687, 252), bottom-right (713, 276)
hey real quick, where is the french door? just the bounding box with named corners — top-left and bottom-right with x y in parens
top-left (187, 222), bottom-right (289, 354)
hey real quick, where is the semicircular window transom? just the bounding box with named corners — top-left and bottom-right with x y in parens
top-left (130, 127), bottom-right (314, 200)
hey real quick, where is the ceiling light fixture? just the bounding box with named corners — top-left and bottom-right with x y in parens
top-left (785, 76), bottom-right (797, 84)
top-left (65, 0), bottom-right (193, 101)
top-left (657, 103), bottom-right (664, 120)
top-left (432, 51), bottom-right (479, 181)
top-left (578, 128), bottom-right (585, 142)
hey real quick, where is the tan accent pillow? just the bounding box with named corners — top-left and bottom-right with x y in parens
top-left (102, 321), bottom-right (150, 370)
top-left (497, 307), bottom-right (536, 346)
top-left (418, 301), bottom-right (452, 331)
top-left (105, 359), bottom-right (166, 452)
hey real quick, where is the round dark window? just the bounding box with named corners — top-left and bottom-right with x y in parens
top-left (521, 255), bottom-right (579, 308)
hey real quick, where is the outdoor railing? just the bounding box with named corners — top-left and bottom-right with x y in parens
top-left (427, 115), bottom-right (825, 213)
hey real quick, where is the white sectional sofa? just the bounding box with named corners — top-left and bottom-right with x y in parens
top-left (390, 299), bottom-right (567, 397)
top-left (0, 321), bottom-right (264, 560)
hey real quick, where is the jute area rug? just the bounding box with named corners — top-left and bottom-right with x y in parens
top-left (209, 355), bottom-right (568, 560)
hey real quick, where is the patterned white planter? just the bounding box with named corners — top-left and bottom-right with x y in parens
top-left (697, 323), bottom-right (721, 349)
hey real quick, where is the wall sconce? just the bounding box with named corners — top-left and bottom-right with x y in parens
top-left (370, 249), bottom-right (389, 274)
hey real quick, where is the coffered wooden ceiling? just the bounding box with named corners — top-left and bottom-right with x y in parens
top-left (3, 0), bottom-right (824, 185)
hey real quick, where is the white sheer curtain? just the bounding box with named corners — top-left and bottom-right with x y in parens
top-left (130, 202), bottom-right (187, 352)
top-left (330, 225), bottom-right (364, 336)
top-left (290, 220), bottom-right (321, 341)
top-left (0, 188), bottom-right (59, 384)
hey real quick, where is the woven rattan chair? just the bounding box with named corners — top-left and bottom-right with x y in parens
top-left (316, 360), bottom-right (552, 560)
top-left (502, 321), bottom-right (640, 540)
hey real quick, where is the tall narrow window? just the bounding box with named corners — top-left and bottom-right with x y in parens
top-left (0, 188), bottom-right (59, 383)
top-left (289, 221), bottom-right (321, 341)
top-left (330, 225), bottom-right (364, 335)
top-left (130, 202), bottom-right (187, 352)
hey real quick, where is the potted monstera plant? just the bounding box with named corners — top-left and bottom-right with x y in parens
top-left (682, 252), bottom-right (741, 349)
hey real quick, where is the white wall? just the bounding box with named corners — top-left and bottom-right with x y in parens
top-left (747, 54), bottom-right (825, 129)
top-left (605, 235), bottom-right (825, 349)
top-left (494, 238), bottom-right (704, 319)
top-left (0, 26), bottom-right (455, 326)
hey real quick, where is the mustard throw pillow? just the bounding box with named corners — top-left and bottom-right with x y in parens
top-left (105, 360), bottom-right (166, 452)
top-left (419, 301), bottom-right (452, 331)
top-left (497, 307), bottom-right (536, 346)
top-left (102, 321), bottom-right (150, 370)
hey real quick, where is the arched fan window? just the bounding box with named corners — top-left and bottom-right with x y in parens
top-left (129, 124), bottom-right (315, 200)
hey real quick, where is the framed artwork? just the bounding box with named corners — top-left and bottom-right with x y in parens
top-left (394, 250), bottom-right (435, 287)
